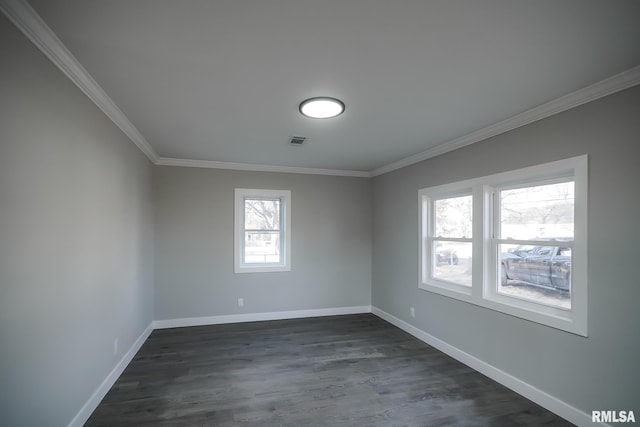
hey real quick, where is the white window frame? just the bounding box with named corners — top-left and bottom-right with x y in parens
top-left (419, 186), bottom-right (475, 299)
top-left (234, 189), bottom-right (291, 273)
top-left (419, 155), bottom-right (588, 336)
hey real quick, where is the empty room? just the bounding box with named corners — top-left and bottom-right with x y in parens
top-left (1, 1), bottom-right (639, 426)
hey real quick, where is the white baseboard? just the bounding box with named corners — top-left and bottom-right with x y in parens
top-left (68, 306), bottom-right (369, 426)
top-left (70, 306), bottom-right (598, 427)
top-left (67, 323), bottom-right (154, 427)
top-left (371, 306), bottom-right (597, 427)
top-left (153, 305), bottom-right (372, 329)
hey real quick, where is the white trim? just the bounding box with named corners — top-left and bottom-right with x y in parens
top-left (67, 306), bottom-right (601, 426)
top-left (234, 188), bottom-right (292, 273)
top-left (67, 323), bottom-right (154, 427)
top-left (153, 306), bottom-right (372, 329)
top-left (0, 0), bottom-right (366, 178)
top-left (0, 0), bottom-right (159, 164)
top-left (157, 157), bottom-right (371, 178)
top-left (483, 156), bottom-right (588, 336)
top-left (417, 156), bottom-right (588, 336)
top-left (3, 0), bottom-right (638, 180)
top-left (419, 187), bottom-right (474, 294)
top-left (371, 65), bottom-right (640, 177)
top-left (68, 308), bottom-right (371, 425)
top-left (371, 306), bottom-right (599, 427)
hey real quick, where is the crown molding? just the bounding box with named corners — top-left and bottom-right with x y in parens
top-left (4, 0), bottom-right (638, 178)
top-left (370, 65), bottom-right (640, 177)
top-left (156, 157), bottom-right (372, 178)
top-left (0, 0), bottom-right (159, 163)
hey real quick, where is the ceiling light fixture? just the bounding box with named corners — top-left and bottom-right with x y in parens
top-left (299, 97), bottom-right (345, 119)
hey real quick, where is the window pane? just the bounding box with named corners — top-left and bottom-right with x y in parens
top-left (498, 243), bottom-right (571, 309)
top-left (500, 182), bottom-right (574, 240)
top-left (245, 198), bottom-right (280, 231)
top-left (244, 231), bottom-right (281, 264)
top-left (432, 241), bottom-right (472, 286)
top-left (435, 195), bottom-right (472, 238)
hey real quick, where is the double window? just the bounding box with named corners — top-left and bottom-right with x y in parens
top-left (419, 156), bottom-right (587, 336)
top-left (234, 189), bottom-right (291, 273)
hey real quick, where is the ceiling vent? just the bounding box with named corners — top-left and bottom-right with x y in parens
top-left (289, 136), bottom-right (307, 146)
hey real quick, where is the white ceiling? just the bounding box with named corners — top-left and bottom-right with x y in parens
top-left (18, 1), bottom-right (640, 173)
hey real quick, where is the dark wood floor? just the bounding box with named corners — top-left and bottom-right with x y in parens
top-left (86, 314), bottom-right (573, 426)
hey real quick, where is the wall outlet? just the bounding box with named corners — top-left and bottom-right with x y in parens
top-left (113, 338), bottom-right (118, 355)
top-left (410, 307), bottom-right (415, 318)
top-left (238, 298), bottom-right (244, 307)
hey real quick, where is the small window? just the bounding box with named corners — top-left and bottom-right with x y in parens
top-left (234, 189), bottom-right (291, 273)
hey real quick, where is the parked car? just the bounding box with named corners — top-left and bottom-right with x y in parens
top-left (436, 246), bottom-right (459, 265)
top-left (501, 244), bottom-right (571, 291)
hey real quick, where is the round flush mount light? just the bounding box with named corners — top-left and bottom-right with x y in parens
top-left (299, 97), bottom-right (345, 119)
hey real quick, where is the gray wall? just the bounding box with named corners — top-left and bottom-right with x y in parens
top-left (154, 167), bottom-right (372, 320)
top-left (372, 84), bottom-right (640, 414)
top-left (0, 15), bottom-right (155, 427)
top-left (3, 3), bottom-right (638, 423)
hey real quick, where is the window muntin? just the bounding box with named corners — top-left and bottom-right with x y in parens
top-left (418, 156), bottom-right (587, 336)
top-left (234, 189), bottom-right (291, 273)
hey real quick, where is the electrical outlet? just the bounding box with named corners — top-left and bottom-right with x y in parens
top-left (410, 307), bottom-right (415, 318)
top-left (114, 338), bottom-right (118, 355)
top-left (238, 298), bottom-right (244, 307)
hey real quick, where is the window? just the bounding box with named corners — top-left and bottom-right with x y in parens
top-left (420, 191), bottom-right (474, 294)
top-left (495, 180), bottom-right (574, 309)
top-left (419, 156), bottom-right (587, 336)
top-left (234, 189), bottom-right (291, 273)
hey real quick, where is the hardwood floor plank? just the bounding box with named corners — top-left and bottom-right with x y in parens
top-left (86, 314), bottom-right (573, 426)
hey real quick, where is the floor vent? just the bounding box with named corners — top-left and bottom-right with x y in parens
top-left (289, 136), bottom-right (307, 146)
